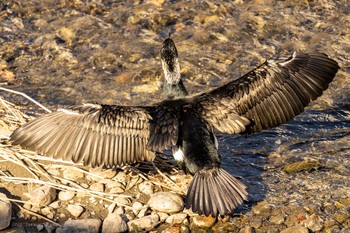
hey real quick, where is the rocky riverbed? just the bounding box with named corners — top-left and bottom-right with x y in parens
top-left (0, 0), bottom-right (349, 232)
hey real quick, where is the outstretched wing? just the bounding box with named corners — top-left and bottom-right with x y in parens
top-left (10, 103), bottom-right (179, 168)
top-left (193, 53), bottom-right (339, 134)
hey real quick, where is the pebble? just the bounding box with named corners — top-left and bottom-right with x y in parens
top-left (165, 213), bottom-right (187, 224)
top-left (252, 201), bottom-right (272, 215)
top-left (114, 171), bottom-right (127, 183)
top-left (62, 167), bottom-right (85, 181)
top-left (29, 186), bottom-right (56, 206)
top-left (138, 181), bottom-right (154, 195)
top-left (89, 183), bottom-right (104, 192)
top-left (87, 168), bottom-right (117, 181)
top-left (102, 213), bottom-right (128, 233)
top-left (280, 226), bottom-right (309, 233)
top-left (303, 214), bottom-right (323, 231)
top-left (58, 190), bottom-right (76, 201)
top-left (249, 216), bottom-right (263, 228)
top-left (132, 201), bottom-right (144, 211)
top-left (158, 212), bottom-right (169, 222)
top-left (127, 213), bottom-right (160, 231)
top-left (49, 200), bottom-right (61, 209)
top-left (0, 193), bottom-right (12, 230)
top-left (67, 204), bottom-right (84, 217)
top-left (137, 208), bottom-right (148, 218)
top-left (114, 197), bottom-right (131, 206)
top-left (41, 207), bottom-right (54, 219)
top-left (191, 215), bottom-right (217, 229)
top-left (56, 219), bottom-right (101, 233)
top-left (148, 192), bottom-right (184, 213)
top-left (109, 187), bottom-right (124, 194)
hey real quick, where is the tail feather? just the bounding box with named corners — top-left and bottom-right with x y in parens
top-left (185, 168), bottom-right (248, 217)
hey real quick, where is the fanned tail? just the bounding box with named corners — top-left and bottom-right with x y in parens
top-left (185, 168), bottom-right (247, 217)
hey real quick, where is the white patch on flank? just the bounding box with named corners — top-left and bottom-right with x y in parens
top-left (214, 134), bottom-right (219, 150)
top-left (173, 147), bottom-right (184, 162)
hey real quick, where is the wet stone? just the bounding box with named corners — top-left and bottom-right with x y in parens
top-left (303, 214), bottom-right (323, 232)
top-left (280, 225), bottom-right (309, 233)
top-left (56, 219), bottom-right (101, 233)
top-left (102, 213), bottom-right (128, 233)
top-left (269, 209), bottom-right (285, 225)
top-left (252, 201), bottom-right (272, 215)
top-left (249, 215), bottom-right (263, 228)
top-left (283, 161), bottom-right (320, 174)
top-left (0, 193), bottom-right (12, 230)
top-left (148, 192), bottom-right (184, 213)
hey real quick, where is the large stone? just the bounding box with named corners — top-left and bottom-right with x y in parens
top-left (0, 193), bottom-right (12, 230)
top-left (148, 192), bottom-right (184, 213)
top-left (56, 219), bottom-right (101, 233)
top-left (29, 186), bottom-right (56, 206)
top-left (102, 213), bottom-right (128, 233)
top-left (127, 213), bottom-right (159, 231)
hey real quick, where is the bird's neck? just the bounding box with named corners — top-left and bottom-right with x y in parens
top-left (163, 79), bottom-right (188, 99)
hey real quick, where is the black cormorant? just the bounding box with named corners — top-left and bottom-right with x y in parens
top-left (10, 38), bottom-right (339, 217)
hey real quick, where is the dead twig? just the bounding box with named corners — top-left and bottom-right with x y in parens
top-left (0, 87), bottom-right (51, 113)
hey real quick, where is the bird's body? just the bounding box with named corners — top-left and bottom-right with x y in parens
top-left (10, 38), bottom-right (340, 217)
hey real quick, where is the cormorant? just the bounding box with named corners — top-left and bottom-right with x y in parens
top-left (10, 38), bottom-right (339, 217)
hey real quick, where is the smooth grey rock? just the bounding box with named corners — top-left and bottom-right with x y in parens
top-left (56, 219), bottom-right (101, 233)
top-left (67, 204), bottom-right (84, 217)
top-left (29, 186), bottom-right (56, 206)
top-left (102, 213), bottom-right (128, 233)
top-left (166, 213), bottom-right (187, 224)
top-left (0, 193), bottom-right (12, 230)
top-left (127, 213), bottom-right (159, 231)
top-left (58, 190), bottom-right (75, 201)
top-left (148, 192), bottom-right (184, 213)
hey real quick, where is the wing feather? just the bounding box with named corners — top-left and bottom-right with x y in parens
top-left (193, 53), bottom-right (339, 134)
top-left (11, 104), bottom-right (179, 168)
